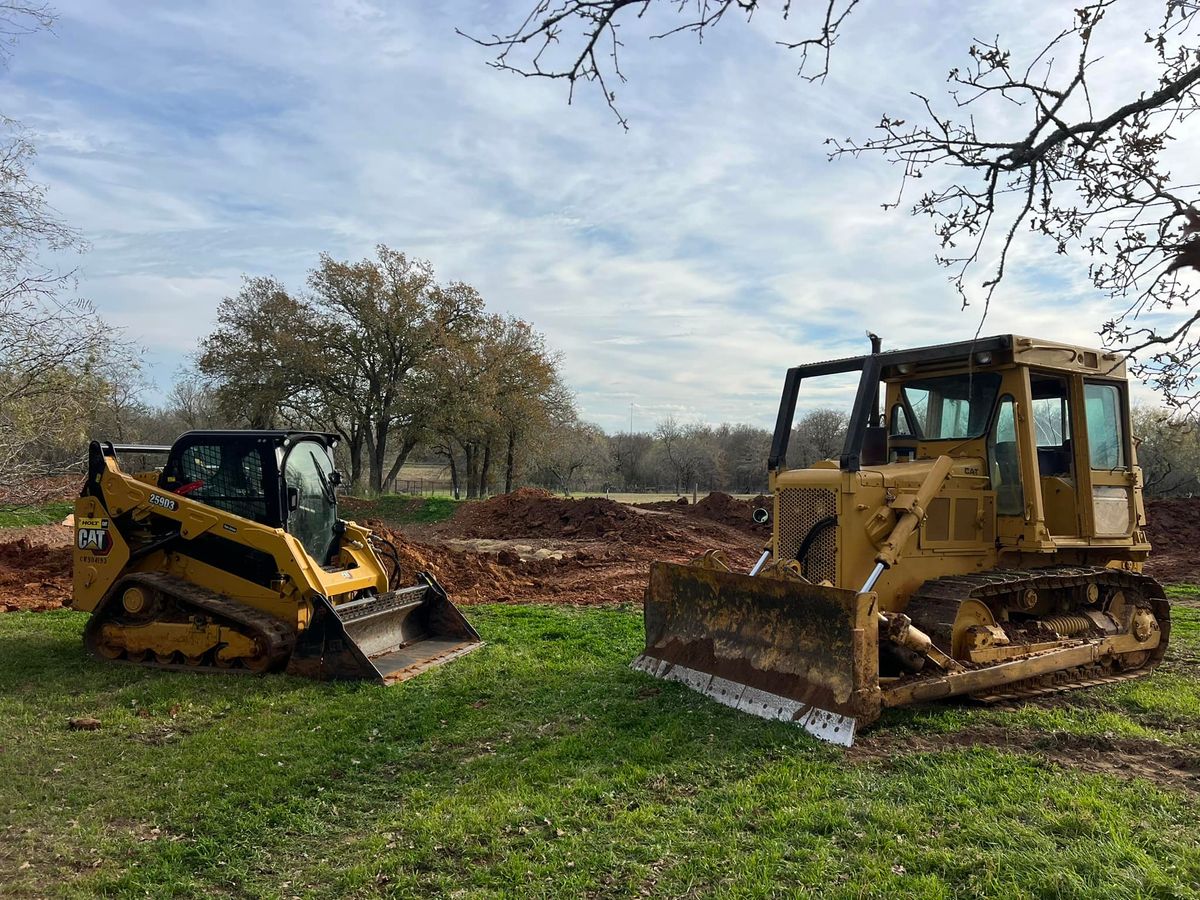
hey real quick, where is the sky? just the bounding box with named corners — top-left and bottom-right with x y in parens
top-left (3, 0), bottom-right (1192, 431)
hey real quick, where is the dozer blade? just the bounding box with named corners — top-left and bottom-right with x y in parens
top-left (288, 573), bottom-right (481, 683)
top-left (632, 561), bottom-right (881, 746)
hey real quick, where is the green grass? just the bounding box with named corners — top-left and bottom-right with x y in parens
top-left (2, 601), bottom-right (1200, 897)
top-left (338, 495), bottom-right (460, 527)
top-left (0, 501), bottom-right (72, 528)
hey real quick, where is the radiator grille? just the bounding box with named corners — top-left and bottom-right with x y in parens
top-left (776, 488), bottom-right (838, 585)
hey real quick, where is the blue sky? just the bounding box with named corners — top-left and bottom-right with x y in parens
top-left (3, 0), bottom-right (1183, 430)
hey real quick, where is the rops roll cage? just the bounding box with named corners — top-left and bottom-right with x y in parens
top-left (767, 335), bottom-right (1012, 474)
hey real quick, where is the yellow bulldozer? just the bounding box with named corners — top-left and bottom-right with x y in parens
top-left (72, 431), bottom-right (480, 680)
top-left (634, 335), bottom-right (1170, 745)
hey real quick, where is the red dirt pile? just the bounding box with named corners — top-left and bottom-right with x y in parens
top-left (367, 522), bottom-right (637, 605)
top-left (691, 492), bottom-right (771, 535)
top-left (1145, 498), bottom-right (1200, 583)
top-left (635, 492), bottom-right (770, 535)
top-left (0, 534), bottom-right (72, 612)
top-left (446, 490), bottom-right (677, 543)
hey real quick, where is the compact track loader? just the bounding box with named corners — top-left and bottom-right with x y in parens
top-left (634, 335), bottom-right (1170, 745)
top-left (72, 431), bottom-right (480, 680)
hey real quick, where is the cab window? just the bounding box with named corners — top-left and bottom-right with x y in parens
top-left (890, 403), bottom-right (915, 437)
top-left (1084, 382), bottom-right (1126, 469)
top-left (283, 440), bottom-right (339, 564)
top-left (1030, 375), bottom-right (1073, 477)
top-left (900, 372), bottom-right (1001, 440)
top-left (988, 396), bottom-right (1024, 516)
top-left (172, 442), bottom-right (268, 522)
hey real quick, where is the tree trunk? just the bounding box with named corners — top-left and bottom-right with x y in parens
top-left (369, 420), bottom-right (389, 494)
top-left (336, 425), bottom-right (364, 491)
top-left (479, 441), bottom-right (492, 498)
top-left (505, 429), bottom-right (516, 493)
top-left (447, 451), bottom-right (460, 499)
top-left (348, 437), bottom-right (363, 491)
top-left (384, 435), bottom-right (418, 487)
top-left (464, 443), bottom-right (478, 499)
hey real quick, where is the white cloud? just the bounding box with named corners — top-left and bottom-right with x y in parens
top-left (3, 0), bottom-right (1192, 430)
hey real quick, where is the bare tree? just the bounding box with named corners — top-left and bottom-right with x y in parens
top-left (461, 0), bottom-right (858, 128)
top-left (791, 408), bottom-right (847, 467)
top-left (474, 1), bottom-right (1200, 409)
top-left (0, 3), bottom-right (137, 501)
top-left (827, 3), bottom-right (1200, 409)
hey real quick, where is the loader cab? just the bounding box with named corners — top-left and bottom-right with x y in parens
top-left (159, 430), bottom-right (342, 564)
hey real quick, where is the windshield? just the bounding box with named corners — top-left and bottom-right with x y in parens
top-left (282, 440), bottom-right (338, 564)
top-left (900, 372), bottom-right (1001, 440)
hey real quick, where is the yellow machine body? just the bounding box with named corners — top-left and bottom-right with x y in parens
top-left (635, 336), bottom-right (1169, 745)
top-left (72, 431), bottom-right (480, 681)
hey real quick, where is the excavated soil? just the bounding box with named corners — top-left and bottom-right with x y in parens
top-left (635, 492), bottom-right (771, 536)
top-left (2, 493), bottom-right (1197, 611)
top-left (401, 488), bottom-right (764, 603)
top-left (0, 527), bottom-right (73, 612)
top-left (369, 511), bottom-right (760, 606)
top-left (851, 724), bottom-right (1200, 793)
top-left (1144, 498), bottom-right (1200, 584)
top-left (444, 488), bottom-right (684, 543)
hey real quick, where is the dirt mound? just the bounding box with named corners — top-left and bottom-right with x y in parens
top-left (1144, 498), bottom-right (1200, 583)
top-left (635, 497), bottom-right (690, 510)
top-left (691, 492), bottom-right (770, 535)
top-left (445, 492), bottom-right (675, 543)
top-left (0, 538), bottom-right (72, 612)
top-left (366, 510), bottom-right (762, 606)
top-left (367, 522), bottom-right (622, 604)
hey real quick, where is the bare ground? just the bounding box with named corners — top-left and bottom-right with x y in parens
top-left (851, 724), bottom-right (1200, 794)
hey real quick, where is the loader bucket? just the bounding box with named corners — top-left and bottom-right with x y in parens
top-left (288, 573), bottom-right (481, 683)
top-left (632, 562), bottom-right (881, 746)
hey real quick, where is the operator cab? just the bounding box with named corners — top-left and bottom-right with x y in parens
top-left (159, 430), bottom-right (342, 564)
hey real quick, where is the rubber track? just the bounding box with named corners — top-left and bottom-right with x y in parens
top-left (83, 572), bottom-right (294, 674)
top-left (905, 565), bottom-right (1171, 692)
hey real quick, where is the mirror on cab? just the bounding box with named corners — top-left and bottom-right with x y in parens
top-left (752, 507), bottom-right (769, 525)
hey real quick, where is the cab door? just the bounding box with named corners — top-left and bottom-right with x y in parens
top-left (1079, 380), bottom-right (1134, 537)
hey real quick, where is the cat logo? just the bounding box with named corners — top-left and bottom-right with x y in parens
top-left (76, 517), bottom-right (112, 556)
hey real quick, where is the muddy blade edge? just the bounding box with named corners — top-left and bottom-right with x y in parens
top-left (632, 561), bottom-right (882, 747)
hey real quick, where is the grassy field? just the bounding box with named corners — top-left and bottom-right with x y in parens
top-left (337, 495), bottom-right (460, 527)
top-left (1, 596), bottom-right (1199, 898)
top-left (0, 501), bottom-right (72, 528)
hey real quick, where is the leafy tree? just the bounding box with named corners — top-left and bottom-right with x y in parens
top-left (429, 313), bottom-right (572, 497)
top-left (306, 247), bottom-right (482, 493)
top-left (197, 276), bottom-right (306, 430)
top-left (199, 248), bottom-right (484, 493)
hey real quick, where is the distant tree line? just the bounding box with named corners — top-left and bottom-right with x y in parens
top-left (524, 409), bottom-right (850, 497)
